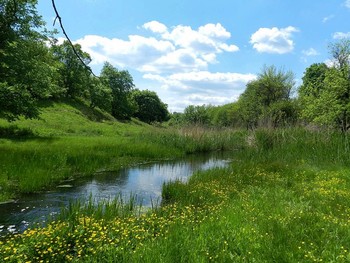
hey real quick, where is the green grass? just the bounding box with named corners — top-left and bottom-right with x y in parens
top-left (0, 100), bottom-right (245, 201)
top-left (1, 128), bottom-right (350, 262)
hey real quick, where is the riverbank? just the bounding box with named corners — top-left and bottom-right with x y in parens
top-left (0, 101), bottom-right (244, 202)
top-left (1, 128), bottom-right (350, 262)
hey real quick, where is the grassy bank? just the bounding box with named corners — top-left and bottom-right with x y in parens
top-left (0, 101), bottom-right (244, 201)
top-left (1, 128), bottom-right (350, 262)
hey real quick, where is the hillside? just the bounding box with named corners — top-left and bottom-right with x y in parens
top-left (0, 99), bottom-right (149, 138)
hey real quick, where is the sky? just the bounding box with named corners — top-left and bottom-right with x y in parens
top-left (37, 0), bottom-right (350, 112)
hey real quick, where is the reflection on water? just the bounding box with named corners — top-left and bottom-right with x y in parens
top-left (0, 152), bottom-right (231, 236)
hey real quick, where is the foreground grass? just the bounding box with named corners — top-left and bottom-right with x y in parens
top-left (1, 129), bottom-right (350, 262)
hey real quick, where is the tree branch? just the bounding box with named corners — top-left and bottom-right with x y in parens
top-left (51, 0), bottom-right (96, 77)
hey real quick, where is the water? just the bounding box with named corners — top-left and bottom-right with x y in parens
top-left (0, 152), bottom-right (231, 237)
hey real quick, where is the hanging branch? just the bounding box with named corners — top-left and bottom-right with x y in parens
top-left (51, 0), bottom-right (96, 77)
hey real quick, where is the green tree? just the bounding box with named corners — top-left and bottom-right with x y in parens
top-left (299, 39), bottom-right (350, 132)
top-left (0, 0), bottom-right (59, 120)
top-left (88, 78), bottom-right (112, 112)
top-left (100, 62), bottom-right (135, 120)
top-left (131, 89), bottom-right (169, 123)
top-left (208, 102), bottom-right (245, 128)
top-left (238, 81), bottom-right (263, 129)
top-left (183, 105), bottom-right (210, 126)
top-left (299, 63), bottom-right (328, 97)
top-left (168, 112), bottom-right (184, 126)
top-left (51, 40), bottom-right (92, 98)
top-left (239, 65), bottom-right (295, 128)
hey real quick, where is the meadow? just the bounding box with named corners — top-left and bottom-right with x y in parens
top-left (1, 102), bottom-right (350, 262)
top-left (0, 101), bottom-right (242, 202)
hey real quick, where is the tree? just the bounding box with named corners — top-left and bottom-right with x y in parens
top-left (88, 78), bottom-right (112, 112)
top-left (299, 40), bottom-right (350, 132)
top-left (299, 63), bottom-right (328, 97)
top-left (238, 66), bottom-right (296, 129)
top-left (239, 65), bottom-right (296, 128)
top-left (254, 65), bottom-right (294, 107)
top-left (51, 40), bottom-right (92, 98)
top-left (0, 0), bottom-right (59, 121)
top-left (100, 62), bottom-right (135, 120)
top-left (131, 89), bottom-right (169, 123)
top-left (183, 105), bottom-right (210, 126)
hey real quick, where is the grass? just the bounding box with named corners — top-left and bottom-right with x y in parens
top-left (1, 101), bottom-right (350, 262)
top-left (0, 100), bottom-right (245, 201)
top-left (1, 127), bottom-right (350, 262)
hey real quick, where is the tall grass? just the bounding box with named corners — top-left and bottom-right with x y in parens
top-left (0, 127), bottom-right (246, 200)
top-left (241, 128), bottom-right (350, 167)
top-left (0, 135), bottom-right (186, 199)
top-left (137, 126), bottom-right (246, 154)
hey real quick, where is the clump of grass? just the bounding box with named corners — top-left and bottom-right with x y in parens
top-left (137, 127), bottom-right (245, 154)
top-left (0, 125), bottom-right (36, 138)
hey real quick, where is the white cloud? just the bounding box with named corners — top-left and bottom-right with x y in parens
top-left (144, 71), bottom-right (256, 112)
top-left (324, 59), bottom-right (336, 68)
top-left (75, 34), bottom-right (174, 68)
top-left (322, 15), bottom-right (334, 23)
top-left (143, 21), bottom-right (168, 34)
top-left (302, 48), bottom-right (319, 56)
top-left (250, 26), bottom-right (299, 54)
top-left (198, 23), bottom-right (231, 40)
top-left (333, 32), bottom-right (350, 39)
top-left (76, 21), bottom-right (239, 74)
top-left (139, 49), bottom-right (208, 73)
top-left (345, 0), bottom-right (350, 8)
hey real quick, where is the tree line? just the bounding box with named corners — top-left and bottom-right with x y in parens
top-left (0, 0), bottom-right (169, 123)
top-left (170, 39), bottom-right (350, 132)
top-left (1, 0), bottom-right (350, 132)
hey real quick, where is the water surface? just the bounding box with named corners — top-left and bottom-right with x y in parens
top-left (0, 152), bottom-right (231, 236)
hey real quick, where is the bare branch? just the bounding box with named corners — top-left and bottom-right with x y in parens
top-left (51, 0), bottom-right (96, 77)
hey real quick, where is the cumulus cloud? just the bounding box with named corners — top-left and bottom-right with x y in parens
top-left (76, 21), bottom-right (239, 74)
top-left (333, 32), bottom-right (350, 39)
top-left (144, 71), bottom-right (256, 112)
top-left (142, 21), bottom-right (168, 34)
top-left (75, 34), bottom-right (174, 68)
top-left (250, 26), bottom-right (299, 54)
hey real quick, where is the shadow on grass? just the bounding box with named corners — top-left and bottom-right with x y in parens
top-left (37, 98), bottom-right (115, 122)
top-left (0, 125), bottom-right (56, 142)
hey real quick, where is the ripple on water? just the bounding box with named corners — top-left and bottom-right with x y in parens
top-left (7, 225), bottom-right (17, 234)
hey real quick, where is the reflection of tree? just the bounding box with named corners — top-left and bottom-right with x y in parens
top-left (94, 169), bottom-right (129, 186)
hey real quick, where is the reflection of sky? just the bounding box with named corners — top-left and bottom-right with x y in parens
top-left (0, 154), bottom-right (230, 236)
top-left (77, 159), bottom-right (229, 206)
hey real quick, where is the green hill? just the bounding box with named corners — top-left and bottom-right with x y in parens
top-left (0, 99), bottom-right (149, 138)
top-left (0, 100), bottom-right (177, 201)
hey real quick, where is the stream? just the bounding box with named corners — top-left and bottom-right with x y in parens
top-left (0, 152), bottom-right (231, 237)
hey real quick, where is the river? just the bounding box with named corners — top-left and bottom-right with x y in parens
top-left (0, 152), bottom-right (231, 237)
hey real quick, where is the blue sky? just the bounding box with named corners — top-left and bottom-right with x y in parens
top-left (37, 0), bottom-right (350, 112)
